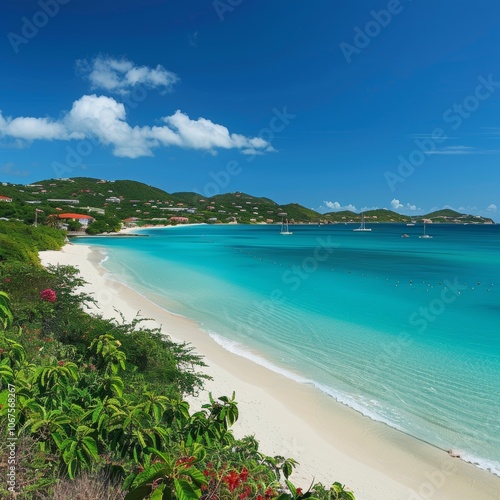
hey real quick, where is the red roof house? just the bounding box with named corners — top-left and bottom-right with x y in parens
top-left (58, 213), bottom-right (94, 226)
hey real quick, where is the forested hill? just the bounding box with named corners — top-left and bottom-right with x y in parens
top-left (0, 177), bottom-right (494, 225)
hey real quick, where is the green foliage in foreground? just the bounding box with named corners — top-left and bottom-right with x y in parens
top-left (0, 221), bottom-right (65, 265)
top-left (85, 214), bottom-right (122, 235)
top-left (0, 262), bottom-right (355, 499)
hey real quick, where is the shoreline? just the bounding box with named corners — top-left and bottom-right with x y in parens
top-left (39, 243), bottom-right (500, 500)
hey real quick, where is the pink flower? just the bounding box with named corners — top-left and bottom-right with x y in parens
top-left (5, 278), bottom-right (10, 282)
top-left (40, 288), bottom-right (57, 303)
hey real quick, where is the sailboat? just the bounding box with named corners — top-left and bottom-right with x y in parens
top-left (353, 213), bottom-right (371, 232)
top-left (418, 222), bottom-right (433, 239)
top-left (280, 217), bottom-right (293, 235)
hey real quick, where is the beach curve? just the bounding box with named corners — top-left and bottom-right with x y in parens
top-left (39, 243), bottom-right (500, 500)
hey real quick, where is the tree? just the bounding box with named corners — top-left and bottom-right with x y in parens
top-left (46, 214), bottom-right (61, 229)
top-left (67, 220), bottom-right (83, 232)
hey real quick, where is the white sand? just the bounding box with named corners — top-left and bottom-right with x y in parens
top-left (40, 243), bottom-right (500, 500)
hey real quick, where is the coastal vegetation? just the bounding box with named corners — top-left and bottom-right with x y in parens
top-left (0, 220), bottom-right (355, 497)
top-left (0, 177), bottom-right (493, 232)
top-left (0, 221), bottom-right (65, 265)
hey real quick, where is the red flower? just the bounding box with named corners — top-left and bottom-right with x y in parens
top-left (239, 486), bottom-right (251, 498)
top-left (176, 456), bottom-right (195, 468)
top-left (40, 288), bottom-right (57, 302)
top-left (265, 487), bottom-right (274, 499)
top-left (239, 467), bottom-right (249, 482)
top-left (57, 360), bottom-right (65, 366)
top-left (296, 488), bottom-right (303, 496)
top-left (224, 471), bottom-right (240, 492)
top-left (5, 278), bottom-right (10, 282)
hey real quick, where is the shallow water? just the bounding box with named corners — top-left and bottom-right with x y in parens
top-left (77, 223), bottom-right (500, 475)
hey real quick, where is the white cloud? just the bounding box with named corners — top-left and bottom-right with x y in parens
top-left (411, 133), bottom-right (455, 140)
top-left (390, 198), bottom-right (419, 212)
top-left (424, 145), bottom-right (473, 155)
top-left (188, 31), bottom-right (199, 47)
top-left (325, 201), bottom-right (341, 209)
top-left (164, 111), bottom-right (274, 155)
top-left (0, 112), bottom-right (76, 141)
top-left (77, 55), bottom-right (179, 95)
top-left (324, 201), bottom-right (357, 212)
top-left (0, 95), bottom-right (272, 159)
top-left (424, 145), bottom-right (500, 155)
top-left (391, 199), bottom-right (403, 209)
top-left (486, 204), bottom-right (497, 212)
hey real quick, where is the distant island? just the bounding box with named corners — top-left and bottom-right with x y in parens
top-left (0, 177), bottom-right (494, 231)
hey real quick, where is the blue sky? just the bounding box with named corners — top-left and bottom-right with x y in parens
top-left (1, 0), bottom-right (500, 219)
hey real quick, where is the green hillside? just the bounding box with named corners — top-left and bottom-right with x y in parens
top-left (210, 192), bottom-right (277, 207)
top-left (323, 210), bottom-right (358, 222)
top-left (0, 177), bottom-right (494, 228)
top-left (323, 208), bottom-right (493, 224)
top-left (425, 209), bottom-right (461, 218)
top-left (280, 203), bottom-right (321, 222)
top-left (364, 209), bottom-right (410, 223)
top-left (323, 209), bottom-right (410, 223)
top-left (2, 177), bottom-right (171, 205)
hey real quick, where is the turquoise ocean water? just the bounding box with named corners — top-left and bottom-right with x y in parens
top-left (77, 223), bottom-right (500, 476)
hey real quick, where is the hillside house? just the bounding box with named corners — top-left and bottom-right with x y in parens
top-left (170, 216), bottom-right (189, 223)
top-left (48, 199), bottom-right (80, 204)
top-left (58, 213), bottom-right (94, 226)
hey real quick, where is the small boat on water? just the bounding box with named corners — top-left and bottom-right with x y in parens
top-left (280, 217), bottom-right (293, 235)
top-left (353, 213), bottom-right (371, 232)
top-left (418, 222), bottom-right (433, 239)
top-left (401, 233), bottom-right (410, 238)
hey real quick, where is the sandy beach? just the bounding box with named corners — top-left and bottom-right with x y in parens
top-left (39, 243), bottom-right (500, 500)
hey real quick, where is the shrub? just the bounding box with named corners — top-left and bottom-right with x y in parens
top-left (0, 221), bottom-right (357, 499)
top-left (48, 472), bottom-right (125, 500)
top-left (0, 221), bottom-right (65, 265)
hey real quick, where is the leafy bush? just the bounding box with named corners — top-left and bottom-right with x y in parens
top-left (86, 215), bottom-right (121, 235)
top-left (67, 220), bottom-right (83, 232)
top-left (0, 221), bottom-right (65, 265)
top-left (0, 222), bottom-right (356, 499)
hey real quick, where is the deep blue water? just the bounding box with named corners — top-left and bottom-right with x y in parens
top-left (76, 223), bottom-right (500, 475)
